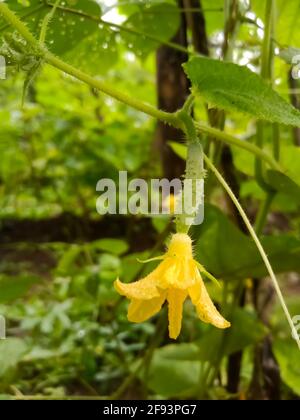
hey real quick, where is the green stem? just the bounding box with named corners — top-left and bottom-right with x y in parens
top-left (255, 0), bottom-right (277, 230)
top-left (182, 94), bottom-right (195, 114)
top-left (272, 122), bottom-right (280, 161)
top-left (179, 110), bottom-right (198, 143)
top-left (195, 122), bottom-right (282, 171)
top-left (255, 0), bottom-right (276, 193)
top-left (0, 4), bottom-right (46, 33)
top-left (254, 191), bottom-right (275, 235)
top-left (204, 154), bottom-right (300, 351)
top-left (261, 0), bottom-right (274, 81)
top-left (222, 0), bottom-right (239, 61)
top-left (255, 128), bottom-right (280, 234)
top-left (255, 122), bottom-right (276, 193)
top-left (196, 262), bottom-right (221, 288)
top-left (45, 52), bottom-right (179, 124)
top-left (0, 3), bottom-right (40, 48)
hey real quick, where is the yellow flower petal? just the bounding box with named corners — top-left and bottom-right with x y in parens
top-left (178, 259), bottom-right (199, 289)
top-left (128, 293), bottom-right (166, 323)
top-left (189, 274), bottom-right (230, 329)
top-left (159, 258), bottom-right (181, 288)
top-left (167, 288), bottom-right (187, 339)
top-left (114, 275), bottom-right (160, 300)
top-left (115, 232), bottom-right (231, 338)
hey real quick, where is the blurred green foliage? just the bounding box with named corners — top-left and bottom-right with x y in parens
top-left (0, 0), bottom-right (300, 401)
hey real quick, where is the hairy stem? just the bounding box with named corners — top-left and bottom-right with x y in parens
top-left (176, 113), bottom-right (204, 233)
top-left (45, 52), bottom-right (178, 124)
top-left (0, 4), bottom-right (45, 33)
top-left (0, 2), bottom-right (40, 47)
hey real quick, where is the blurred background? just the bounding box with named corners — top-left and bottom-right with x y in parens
top-left (0, 0), bottom-right (300, 400)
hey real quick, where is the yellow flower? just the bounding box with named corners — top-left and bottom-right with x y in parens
top-left (114, 233), bottom-right (230, 339)
top-left (162, 193), bottom-right (178, 214)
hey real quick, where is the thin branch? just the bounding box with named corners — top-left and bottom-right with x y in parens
top-left (45, 52), bottom-right (179, 125)
top-left (195, 122), bottom-right (282, 172)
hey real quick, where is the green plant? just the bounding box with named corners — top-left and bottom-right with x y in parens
top-left (1, 0), bottom-right (300, 401)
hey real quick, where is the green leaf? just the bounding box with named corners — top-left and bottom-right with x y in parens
top-left (146, 314), bottom-right (265, 397)
top-left (201, 0), bottom-right (224, 34)
top-left (29, 0), bottom-right (102, 55)
top-left (196, 309), bottom-right (267, 363)
top-left (184, 57), bottom-right (300, 126)
top-left (273, 339), bottom-right (300, 396)
top-left (65, 27), bottom-right (118, 75)
top-left (1, 0), bottom-right (118, 74)
top-left (252, 0), bottom-right (300, 45)
top-left (266, 170), bottom-right (300, 204)
top-left (232, 143), bottom-right (255, 177)
top-left (123, 3), bottom-right (180, 57)
top-left (281, 145), bottom-right (300, 186)
top-left (0, 338), bottom-right (27, 378)
top-left (233, 144), bottom-right (300, 185)
top-left (168, 141), bottom-right (187, 159)
top-left (223, 309), bottom-right (267, 354)
top-left (0, 1), bottom-right (99, 52)
top-left (233, 145), bottom-right (300, 201)
top-left (0, 274), bottom-right (40, 303)
top-left (147, 343), bottom-right (202, 397)
top-left (192, 205), bottom-right (300, 279)
top-left (99, 253), bottom-right (121, 281)
top-left (43, 0), bottom-right (118, 73)
top-left (121, 251), bottom-right (157, 283)
top-left (276, 0), bottom-right (300, 45)
top-left (56, 244), bottom-right (81, 275)
top-left (91, 238), bottom-right (129, 255)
